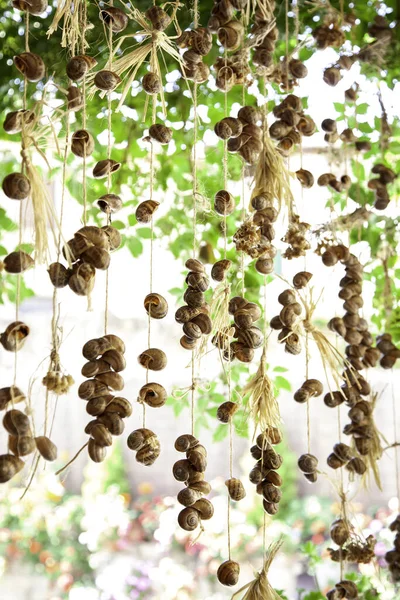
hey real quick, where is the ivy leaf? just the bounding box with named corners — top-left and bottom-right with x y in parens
top-left (126, 236), bottom-right (143, 258)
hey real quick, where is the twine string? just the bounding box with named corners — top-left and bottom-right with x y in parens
top-left (104, 18), bottom-right (114, 336)
top-left (391, 369), bottom-right (400, 503)
top-left (285, 0), bottom-right (289, 90)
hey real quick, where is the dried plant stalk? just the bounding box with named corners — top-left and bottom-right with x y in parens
top-left (47, 0), bottom-right (85, 51)
top-left (243, 346), bottom-right (280, 431)
top-left (356, 393), bottom-right (385, 490)
top-left (232, 540), bottom-right (283, 600)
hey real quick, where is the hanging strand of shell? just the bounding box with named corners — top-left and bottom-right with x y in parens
top-left (128, 17), bottom-right (169, 468)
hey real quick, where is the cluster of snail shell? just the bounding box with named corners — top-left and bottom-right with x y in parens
top-left (328, 532), bottom-right (375, 565)
top-left (251, 5), bottom-right (278, 70)
top-left (233, 191), bottom-right (277, 274)
top-left (282, 214), bottom-right (311, 260)
top-left (298, 452), bottom-right (319, 483)
top-left (326, 440), bottom-right (362, 474)
top-left (208, 0), bottom-right (246, 51)
top-left (386, 514), bottom-right (400, 583)
top-left (326, 579), bottom-right (359, 600)
top-left (317, 171), bottom-right (351, 194)
top-left (175, 259), bottom-right (212, 351)
top-left (342, 400), bottom-right (374, 469)
top-left (213, 49), bottom-right (251, 92)
top-left (376, 333), bottom-right (400, 369)
top-left (2, 110), bottom-right (35, 205)
top-left (212, 295), bottom-right (263, 363)
top-left (177, 27), bottom-right (212, 84)
top-left (249, 426), bottom-right (283, 515)
top-left (270, 94), bottom-right (316, 156)
top-left (0, 386), bottom-right (57, 483)
top-left (79, 334), bottom-right (130, 463)
top-left (270, 277), bottom-right (309, 355)
top-left (368, 163), bottom-right (396, 211)
top-left (48, 225), bottom-right (121, 296)
top-left (322, 54), bottom-right (356, 88)
top-left (312, 17), bottom-right (346, 50)
top-left (173, 434), bottom-right (214, 531)
top-left (127, 427), bottom-right (160, 467)
top-left (215, 105), bottom-right (263, 166)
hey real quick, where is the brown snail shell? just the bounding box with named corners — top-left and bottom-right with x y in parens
top-left (184, 288), bottom-right (204, 308)
top-left (175, 434), bottom-right (198, 453)
top-left (218, 20), bottom-right (244, 51)
top-left (138, 382), bottom-right (167, 408)
top-left (0, 454), bottom-right (24, 483)
top-left (48, 262), bottom-right (70, 288)
top-left (238, 106), bottom-right (261, 125)
top-left (71, 129), bottom-right (95, 158)
top-left (95, 371), bottom-right (124, 391)
top-left (86, 396), bottom-right (109, 417)
top-left (293, 271), bottom-right (312, 289)
top-left (81, 246), bottom-right (110, 270)
top-left (35, 436), bottom-right (57, 461)
top-left (93, 159), bottom-right (121, 179)
top-left (336, 581), bottom-right (358, 599)
top-left (327, 452), bottom-right (346, 469)
top-left (67, 85), bottom-right (83, 111)
top-left (302, 379), bottom-right (323, 397)
top-left (102, 225), bottom-right (122, 250)
top-left (2, 172), bottom-right (31, 200)
top-left (3, 109), bottom-right (34, 134)
top-left (88, 438), bottom-right (107, 462)
top-left (295, 169), bottom-right (314, 189)
top-left (333, 442), bottom-right (352, 462)
top-left (145, 5), bottom-right (171, 30)
top-left (323, 66), bottom-right (342, 87)
top-left (231, 342), bottom-right (254, 363)
top-left (175, 305), bottom-right (202, 324)
top-left (294, 388), bottom-right (310, 403)
top-left (173, 459), bottom-right (191, 482)
top-left (190, 480), bottom-right (211, 495)
top-left (214, 189), bottom-right (235, 215)
top-left (211, 259), bottom-right (232, 282)
top-left (135, 199), bottom-right (160, 223)
top-left (217, 401), bottom-right (238, 423)
top-left (14, 52), bottom-right (45, 82)
top-left (260, 450), bottom-right (283, 471)
top-left (127, 428), bottom-right (155, 451)
top-left (138, 348), bottom-right (167, 371)
top-left (68, 268), bottom-right (95, 296)
top-left (225, 478), bottom-right (246, 501)
top-left (330, 519), bottom-right (350, 546)
top-left (178, 506), bottom-right (200, 531)
top-left (3, 409), bottom-right (31, 436)
top-left (0, 386), bottom-right (25, 410)
top-left (177, 487), bottom-right (202, 507)
top-left (255, 257), bottom-right (274, 275)
top-left (142, 72), bottom-right (162, 94)
top-left (278, 289), bottom-right (297, 306)
top-left (101, 349), bottom-right (126, 372)
top-left (136, 440), bottom-right (161, 466)
top-left (104, 397), bottom-right (132, 418)
top-left (66, 55), bottom-right (97, 81)
top-left (94, 70), bottom-right (121, 91)
top-left (237, 326), bottom-right (263, 349)
top-left (264, 470), bottom-right (283, 487)
top-left (263, 500), bottom-right (279, 515)
top-left (144, 293), bottom-right (168, 319)
top-left (90, 423), bottom-right (113, 447)
top-left (298, 453), bottom-right (318, 474)
top-left (99, 7), bottom-right (128, 33)
top-left (149, 123), bottom-right (172, 144)
top-left (78, 379), bottom-right (109, 400)
top-left (186, 446), bottom-right (207, 472)
top-left (217, 560), bottom-right (240, 587)
top-left (97, 194), bottom-right (123, 214)
top-left (98, 412), bottom-right (125, 436)
top-left (234, 308), bottom-right (253, 330)
top-left (192, 498), bottom-right (214, 520)
top-left (289, 58), bottom-right (308, 79)
top-left (13, 0), bottom-right (48, 15)
top-left (8, 435), bottom-right (35, 457)
top-left (262, 482), bottom-right (282, 503)
top-left (0, 321), bottom-right (29, 352)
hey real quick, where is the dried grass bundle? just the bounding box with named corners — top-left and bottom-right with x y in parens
top-left (357, 393), bottom-right (386, 490)
top-left (197, 282), bottom-right (233, 360)
top-left (242, 346), bottom-right (280, 431)
top-left (250, 131), bottom-right (294, 218)
top-left (46, 0), bottom-right (86, 52)
top-left (232, 540), bottom-right (283, 600)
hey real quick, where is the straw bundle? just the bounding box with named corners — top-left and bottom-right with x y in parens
top-left (242, 346), bottom-right (281, 431)
top-left (232, 540), bottom-right (283, 600)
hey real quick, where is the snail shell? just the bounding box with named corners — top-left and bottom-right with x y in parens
top-left (354, 437), bottom-right (372, 455)
top-left (86, 396), bottom-right (109, 417)
top-left (0, 386), bottom-right (25, 410)
top-left (8, 435), bottom-right (35, 457)
top-left (138, 382), bottom-right (167, 408)
top-left (264, 470), bottom-right (283, 487)
top-left (262, 482), bottom-right (282, 503)
top-left (182, 321), bottom-right (202, 340)
top-left (66, 55), bottom-right (97, 81)
top-left (336, 580), bottom-right (358, 599)
top-left (71, 129), bottom-right (95, 158)
top-left (136, 436), bottom-right (161, 465)
top-left (3, 109), bottom-right (34, 134)
top-left (98, 412), bottom-right (125, 436)
top-left (263, 500), bottom-right (279, 515)
top-left (95, 371), bottom-right (124, 391)
top-left (184, 289), bottom-right (204, 308)
top-left (289, 58), bottom-right (308, 79)
top-left (333, 442), bottom-right (352, 462)
top-left (127, 428), bottom-right (156, 451)
top-left (192, 498), bottom-right (214, 520)
top-left (249, 466), bottom-right (262, 485)
top-left (2, 172), bottom-right (31, 200)
top-left (48, 262), bottom-right (71, 288)
top-left (138, 348), bottom-right (167, 371)
top-left (186, 271), bottom-right (209, 292)
top-left (145, 5), bottom-right (171, 31)
top-left (192, 28), bottom-right (212, 55)
top-left (99, 7), bottom-right (128, 32)
top-left (231, 342), bottom-right (254, 363)
top-left (35, 436), bottom-right (57, 461)
top-left (97, 194), bottom-right (123, 214)
top-left (0, 321), bottom-right (29, 352)
top-left (81, 246), bottom-right (110, 270)
top-left (0, 454), bottom-right (24, 483)
top-left (178, 506), bottom-right (200, 531)
top-left (68, 268), bottom-right (95, 296)
top-left (304, 472), bottom-right (318, 483)
top-left (149, 123), bottom-right (172, 144)
top-left (93, 159), bottom-right (121, 179)
top-left (323, 66), bottom-right (342, 87)
top-left (217, 401), bottom-right (238, 423)
top-left (295, 169), bottom-right (314, 189)
top-left (218, 20), bottom-right (244, 50)
top-left (94, 70), bottom-right (121, 91)
top-left (67, 86), bottom-right (83, 111)
top-left (214, 189), bottom-right (235, 216)
top-left (90, 423), bottom-right (113, 447)
top-left (88, 438), bottom-right (107, 462)
top-left (217, 560), bottom-right (240, 587)
top-left (190, 480), bottom-right (211, 495)
top-left (3, 409), bottom-right (31, 436)
top-left (177, 487), bottom-right (202, 507)
top-left (225, 477), bottom-right (246, 501)
top-left (302, 379), bottom-right (323, 397)
top-left (294, 388), bottom-right (310, 403)
top-left (102, 225), bottom-right (122, 250)
top-left (293, 271), bottom-right (312, 289)
top-left (211, 259), bottom-right (232, 282)
top-left (103, 334), bottom-right (125, 354)
top-left (238, 105), bottom-right (261, 125)
top-left (175, 434), bottom-right (198, 452)
top-left (135, 199), bottom-right (160, 223)
top-left (298, 453), bottom-right (318, 474)
top-left (142, 72), bottom-right (162, 94)
top-left (104, 396), bottom-right (132, 418)
top-left (186, 446), bottom-right (207, 472)
top-left (13, 0), bottom-right (48, 16)
top-left (14, 52), bottom-right (45, 82)
top-left (234, 308), bottom-right (253, 330)
top-left (255, 257), bottom-right (274, 275)
top-left (237, 326), bottom-right (263, 349)
top-left (101, 349), bottom-right (126, 372)
top-left (144, 293), bottom-right (168, 319)
top-left (78, 379), bottom-right (109, 400)
top-left (173, 459), bottom-right (191, 482)
top-left (175, 305), bottom-right (202, 324)
top-left (191, 313), bottom-right (212, 335)
top-left (327, 452), bottom-right (345, 469)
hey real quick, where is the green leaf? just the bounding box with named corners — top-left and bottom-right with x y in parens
top-left (356, 103), bottom-right (369, 115)
top-left (126, 236), bottom-right (143, 258)
top-left (128, 214), bottom-right (137, 227)
top-left (213, 424), bottom-right (228, 442)
top-left (274, 375), bottom-right (291, 392)
top-left (333, 102), bottom-right (345, 113)
top-left (136, 227), bottom-right (152, 239)
top-left (111, 220), bottom-right (125, 230)
top-left (0, 245), bottom-right (7, 256)
top-left (273, 366), bottom-right (288, 373)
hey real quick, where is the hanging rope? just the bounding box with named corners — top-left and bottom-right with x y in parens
top-left (391, 370), bottom-right (400, 504)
